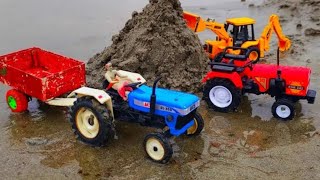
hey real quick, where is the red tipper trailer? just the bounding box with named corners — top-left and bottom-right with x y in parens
top-left (0, 47), bottom-right (86, 112)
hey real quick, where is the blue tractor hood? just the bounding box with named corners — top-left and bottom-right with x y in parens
top-left (128, 85), bottom-right (200, 116)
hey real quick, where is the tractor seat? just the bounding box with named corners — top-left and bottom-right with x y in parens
top-left (211, 64), bottom-right (246, 73)
top-left (211, 64), bottom-right (236, 72)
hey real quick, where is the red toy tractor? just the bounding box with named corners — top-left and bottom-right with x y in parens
top-left (202, 47), bottom-right (316, 120)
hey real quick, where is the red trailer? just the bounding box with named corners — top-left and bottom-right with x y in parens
top-left (0, 47), bottom-right (86, 112)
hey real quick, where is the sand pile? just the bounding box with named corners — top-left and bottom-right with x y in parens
top-left (86, 0), bottom-right (208, 92)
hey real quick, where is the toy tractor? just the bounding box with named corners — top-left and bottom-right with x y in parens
top-left (70, 69), bottom-right (204, 164)
top-left (0, 48), bottom-right (203, 164)
top-left (202, 47), bottom-right (316, 120)
top-left (183, 12), bottom-right (291, 62)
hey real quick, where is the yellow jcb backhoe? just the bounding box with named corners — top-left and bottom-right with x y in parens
top-left (183, 11), bottom-right (291, 62)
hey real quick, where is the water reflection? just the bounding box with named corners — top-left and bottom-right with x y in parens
top-left (202, 98), bottom-right (316, 156)
top-left (8, 106), bottom-right (206, 179)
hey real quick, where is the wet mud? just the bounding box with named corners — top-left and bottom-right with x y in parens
top-left (0, 0), bottom-right (320, 179)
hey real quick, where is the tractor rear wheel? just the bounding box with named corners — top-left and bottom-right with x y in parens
top-left (6, 89), bottom-right (28, 112)
top-left (69, 97), bottom-right (115, 146)
top-left (143, 132), bottom-right (173, 164)
top-left (203, 79), bottom-right (241, 112)
top-left (272, 98), bottom-right (295, 120)
top-left (186, 112), bottom-right (204, 136)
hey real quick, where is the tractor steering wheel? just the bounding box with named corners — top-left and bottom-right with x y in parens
top-left (242, 60), bottom-right (254, 70)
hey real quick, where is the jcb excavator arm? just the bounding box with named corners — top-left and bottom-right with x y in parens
top-left (260, 14), bottom-right (291, 52)
top-left (183, 12), bottom-right (232, 45)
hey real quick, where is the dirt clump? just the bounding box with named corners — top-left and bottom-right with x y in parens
top-left (86, 0), bottom-right (208, 92)
top-left (305, 28), bottom-right (320, 36)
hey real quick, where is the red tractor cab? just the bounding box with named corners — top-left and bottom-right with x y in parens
top-left (202, 47), bottom-right (316, 120)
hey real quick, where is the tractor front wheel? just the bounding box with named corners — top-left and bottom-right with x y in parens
top-left (69, 97), bottom-right (115, 146)
top-left (272, 98), bottom-right (295, 120)
top-left (203, 79), bottom-right (241, 112)
top-left (186, 112), bottom-right (204, 136)
top-left (143, 133), bottom-right (173, 164)
top-left (6, 89), bottom-right (28, 112)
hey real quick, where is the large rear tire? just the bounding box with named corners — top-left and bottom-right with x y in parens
top-left (143, 133), bottom-right (173, 164)
top-left (203, 79), bottom-right (241, 112)
top-left (6, 89), bottom-right (28, 112)
top-left (186, 112), bottom-right (204, 136)
top-left (69, 97), bottom-right (115, 146)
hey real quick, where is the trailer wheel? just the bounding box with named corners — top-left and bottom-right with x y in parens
top-left (186, 112), bottom-right (204, 136)
top-left (69, 97), bottom-right (115, 146)
top-left (203, 79), bottom-right (241, 112)
top-left (143, 133), bottom-right (173, 164)
top-left (6, 89), bottom-right (28, 112)
top-left (272, 98), bottom-right (295, 120)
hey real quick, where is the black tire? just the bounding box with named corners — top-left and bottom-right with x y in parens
top-left (69, 97), bottom-right (115, 146)
top-left (143, 133), bottom-right (173, 164)
top-left (272, 98), bottom-right (295, 120)
top-left (246, 47), bottom-right (260, 63)
top-left (203, 79), bottom-right (241, 112)
top-left (186, 112), bottom-right (204, 136)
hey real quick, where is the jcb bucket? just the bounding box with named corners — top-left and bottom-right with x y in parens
top-left (183, 11), bottom-right (207, 32)
top-left (278, 37), bottom-right (291, 52)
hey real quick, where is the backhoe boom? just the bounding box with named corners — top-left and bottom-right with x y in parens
top-left (260, 14), bottom-right (291, 52)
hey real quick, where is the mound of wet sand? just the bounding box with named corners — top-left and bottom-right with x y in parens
top-left (86, 0), bottom-right (208, 92)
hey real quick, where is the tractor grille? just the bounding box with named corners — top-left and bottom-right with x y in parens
top-left (175, 110), bottom-right (196, 130)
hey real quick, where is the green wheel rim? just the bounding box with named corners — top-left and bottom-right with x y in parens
top-left (8, 96), bottom-right (17, 110)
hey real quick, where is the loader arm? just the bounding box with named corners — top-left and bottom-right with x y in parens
top-left (183, 11), bottom-right (232, 44)
top-left (260, 14), bottom-right (291, 52)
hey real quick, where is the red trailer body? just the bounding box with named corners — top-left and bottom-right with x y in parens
top-left (0, 47), bottom-right (86, 101)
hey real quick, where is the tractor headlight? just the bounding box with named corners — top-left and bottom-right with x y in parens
top-left (167, 115), bottom-right (174, 122)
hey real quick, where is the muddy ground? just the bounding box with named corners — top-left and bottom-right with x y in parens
top-left (0, 0), bottom-right (320, 179)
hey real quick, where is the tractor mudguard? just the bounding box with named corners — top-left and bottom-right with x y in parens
top-left (68, 87), bottom-right (114, 119)
top-left (202, 71), bottom-right (243, 89)
top-left (68, 87), bottom-right (111, 104)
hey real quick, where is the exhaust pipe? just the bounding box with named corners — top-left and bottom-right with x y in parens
top-left (150, 77), bottom-right (162, 117)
